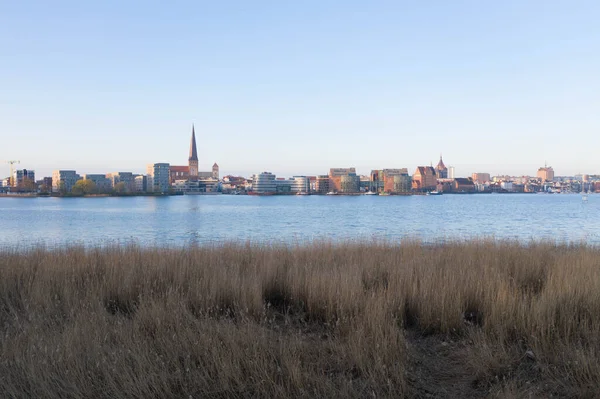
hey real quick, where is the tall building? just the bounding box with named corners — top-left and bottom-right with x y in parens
top-left (146, 163), bottom-right (170, 193)
top-left (448, 166), bottom-right (455, 179)
top-left (537, 164), bottom-right (554, 182)
top-left (188, 125), bottom-right (199, 180)
top-left (435, 155), bottom-right (448, 179)
top-left (212, 163), bottom-right (219, 180)
top-left (52, 170), bottom-right (81, 193)
top-left (13, 169), bottom-right (35, 189)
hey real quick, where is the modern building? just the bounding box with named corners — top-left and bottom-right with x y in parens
top-left (448, 166), bottom-right (455, 179)
top-left (381, 168), bottom-right (409, 193)
top-left (392, 175), bottom-right (412, 193)
top-left (329, 167), bottom-right (357, 192)
top-left (82, 174), bottom-right (112, 193)
top-left (134, 175), bottom-right (147, 192)
top-left (471, 173), bottom-right (491, 183)
top-left (13, 169), bottom-right (35, 189)
top-left (537, 165), bottom-right (555, 182)
top-left (146, 163), bottom-right (171, 193)
top-left (316, 175), bottom-right (330, 194)
top-left (52, 170), bottom-right (81, 193)
top-left (339, 175), bottom-right (360, 193)
top-left (291, 176), bottom-right (310, 193)
top-left (412, 166), bottom-right (437, 191)
top-left (435, 155), bottom-right (448, 179)
top-left (252, 172), bottom-right (277, 194)
top-left (106, 172), bottom-right (136, 192)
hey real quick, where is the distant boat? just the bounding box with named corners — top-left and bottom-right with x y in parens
top-left (364, 191), bottom-right (378, 196)
top-left (427, 190), bottom-right (442, 196)
top-left (296, 192), bottom-right (309, 196)
top-left (326, 191), bottom-right (338, 195)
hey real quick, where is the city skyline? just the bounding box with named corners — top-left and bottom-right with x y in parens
top-left (2, 1), bottom-right (599, 178)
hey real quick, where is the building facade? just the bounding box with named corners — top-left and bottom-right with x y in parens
top-left (537, 165), bottom-right (555, 182)
top-left (146, 163), bottom-right (171, 193)
top-left (471, 173), bottom-right (491, 183)
top-left (412, 166), bottom-right (437, 191)
top-left (52, 170), bottom-right (81, 193)
top-left (13, 169), bottom-right (35, 189)
top-left (329, 167), bottom-right (357, 192)
top-left (253, 172), bottom-right (277, 194)
top-left (82, 174), bottom-right (112, 193)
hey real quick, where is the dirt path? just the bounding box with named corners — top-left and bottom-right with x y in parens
top-left (404, 331), bottom-right (489, 398)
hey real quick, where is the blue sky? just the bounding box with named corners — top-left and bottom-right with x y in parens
top-left (1, 0), bottom-right (599, 178)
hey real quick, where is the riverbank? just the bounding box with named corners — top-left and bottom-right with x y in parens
top-left (1, 241), bottom-right (598, 398)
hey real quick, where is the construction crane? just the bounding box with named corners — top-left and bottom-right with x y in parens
top-left (4, 160), bottom-right (20, 186)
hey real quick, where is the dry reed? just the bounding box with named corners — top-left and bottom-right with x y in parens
top-left (1, 240), bottom-right (598, 398)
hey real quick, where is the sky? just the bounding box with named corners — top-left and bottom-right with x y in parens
top-left (1, 0), bottom-right (599, 178)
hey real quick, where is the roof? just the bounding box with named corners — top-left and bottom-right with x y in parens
top-left (454, 178), bottom-right (474, 185)
top-left (188, 125), bottom-right (198, 162)
top-left (170, 166), bottom-right (189, 173)
top-left (436, 156), bottom-right (446, 170)
top-left (213, 163), bottom-right (218, 167)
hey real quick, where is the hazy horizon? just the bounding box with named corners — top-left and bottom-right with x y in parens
top-left (2, 1), bottom-right (599, 179)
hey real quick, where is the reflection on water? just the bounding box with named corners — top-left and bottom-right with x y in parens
top-left (1, 194), bottom-right (599, 248)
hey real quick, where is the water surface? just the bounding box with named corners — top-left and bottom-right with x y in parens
top-left (1, 194), bottom-right (598, 248)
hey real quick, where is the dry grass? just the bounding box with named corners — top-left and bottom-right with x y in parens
top-left (1, 240), bottom-right (599, 398)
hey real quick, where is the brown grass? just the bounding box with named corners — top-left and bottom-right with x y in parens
top-left (1, 240), bottom-right (599, 398)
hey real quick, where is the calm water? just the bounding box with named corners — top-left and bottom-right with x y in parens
top-left (1, 194), bottom-right (599, 248)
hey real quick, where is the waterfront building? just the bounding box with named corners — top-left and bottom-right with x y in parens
top-left (316, 175), bottom-right (330, 194)
top-left (391, 173), bottom-right (412, 193)
top-left (252, 172), bottom-right (277, 194)
top-left (537, 164), bottom-right (555, 182)
top-left (106, 172), bottom-right (136, 192)
top-left (13, 169), bottom-right (35, 189)
top-left (82, 174), bottom-right (112, 192)
top-left (52, 170), bottom-right (81, 193)
top-left (472, 173), bottom-right (491, 183)
top-left (134, 175), bottom-right (147, 192)
top-left (339, 175), bottom-right (360, 193)
top-left (291, 176), bottom-right (310, 193)
top-left (329, 167), bottom-right (357, 192)
top-left (412, 166), bottom-right (437, 191)
top-left (382, 168), bottom-right (409, 193)
top-left (212, 163), bottom-right (219, 180)
top-left (453, 178), bottom-right (476, 193)
top-left (146, 163), bottom-right (171, 193)
top-left (435, 155), bottom-right (448, 179)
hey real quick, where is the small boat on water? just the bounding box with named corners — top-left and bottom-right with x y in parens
top-left (364, 191), bottom-right (378, 196)
top-left (427, 190), bottom-right (442, 196)
top-left (326, 191), bottom-right (338, 195)
top-left (297, 192), bottom-right (309, 196)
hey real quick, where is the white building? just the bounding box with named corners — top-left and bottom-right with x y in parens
top-left (291, 176), bottom-right (310, 193)
top-left (252, 172), bottom-right (276, 193)
top-left (146, 163), bottom-right (171, 193)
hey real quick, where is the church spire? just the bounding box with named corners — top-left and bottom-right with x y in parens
top-left (189, 124), bottom-right (198, 162)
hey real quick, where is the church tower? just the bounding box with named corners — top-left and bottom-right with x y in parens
top-left (436, 154), bottom-right (448, 179)
top-left (212, 163), bottom-right (219, 180)
top-left (188, 125), bottom-right (199, 180)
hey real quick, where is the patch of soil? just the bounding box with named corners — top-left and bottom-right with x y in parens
top-left (404, 330), bottom-right (488, 398)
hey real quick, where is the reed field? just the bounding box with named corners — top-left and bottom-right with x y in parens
top-left (1, 240), bottom-right (599, 398)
